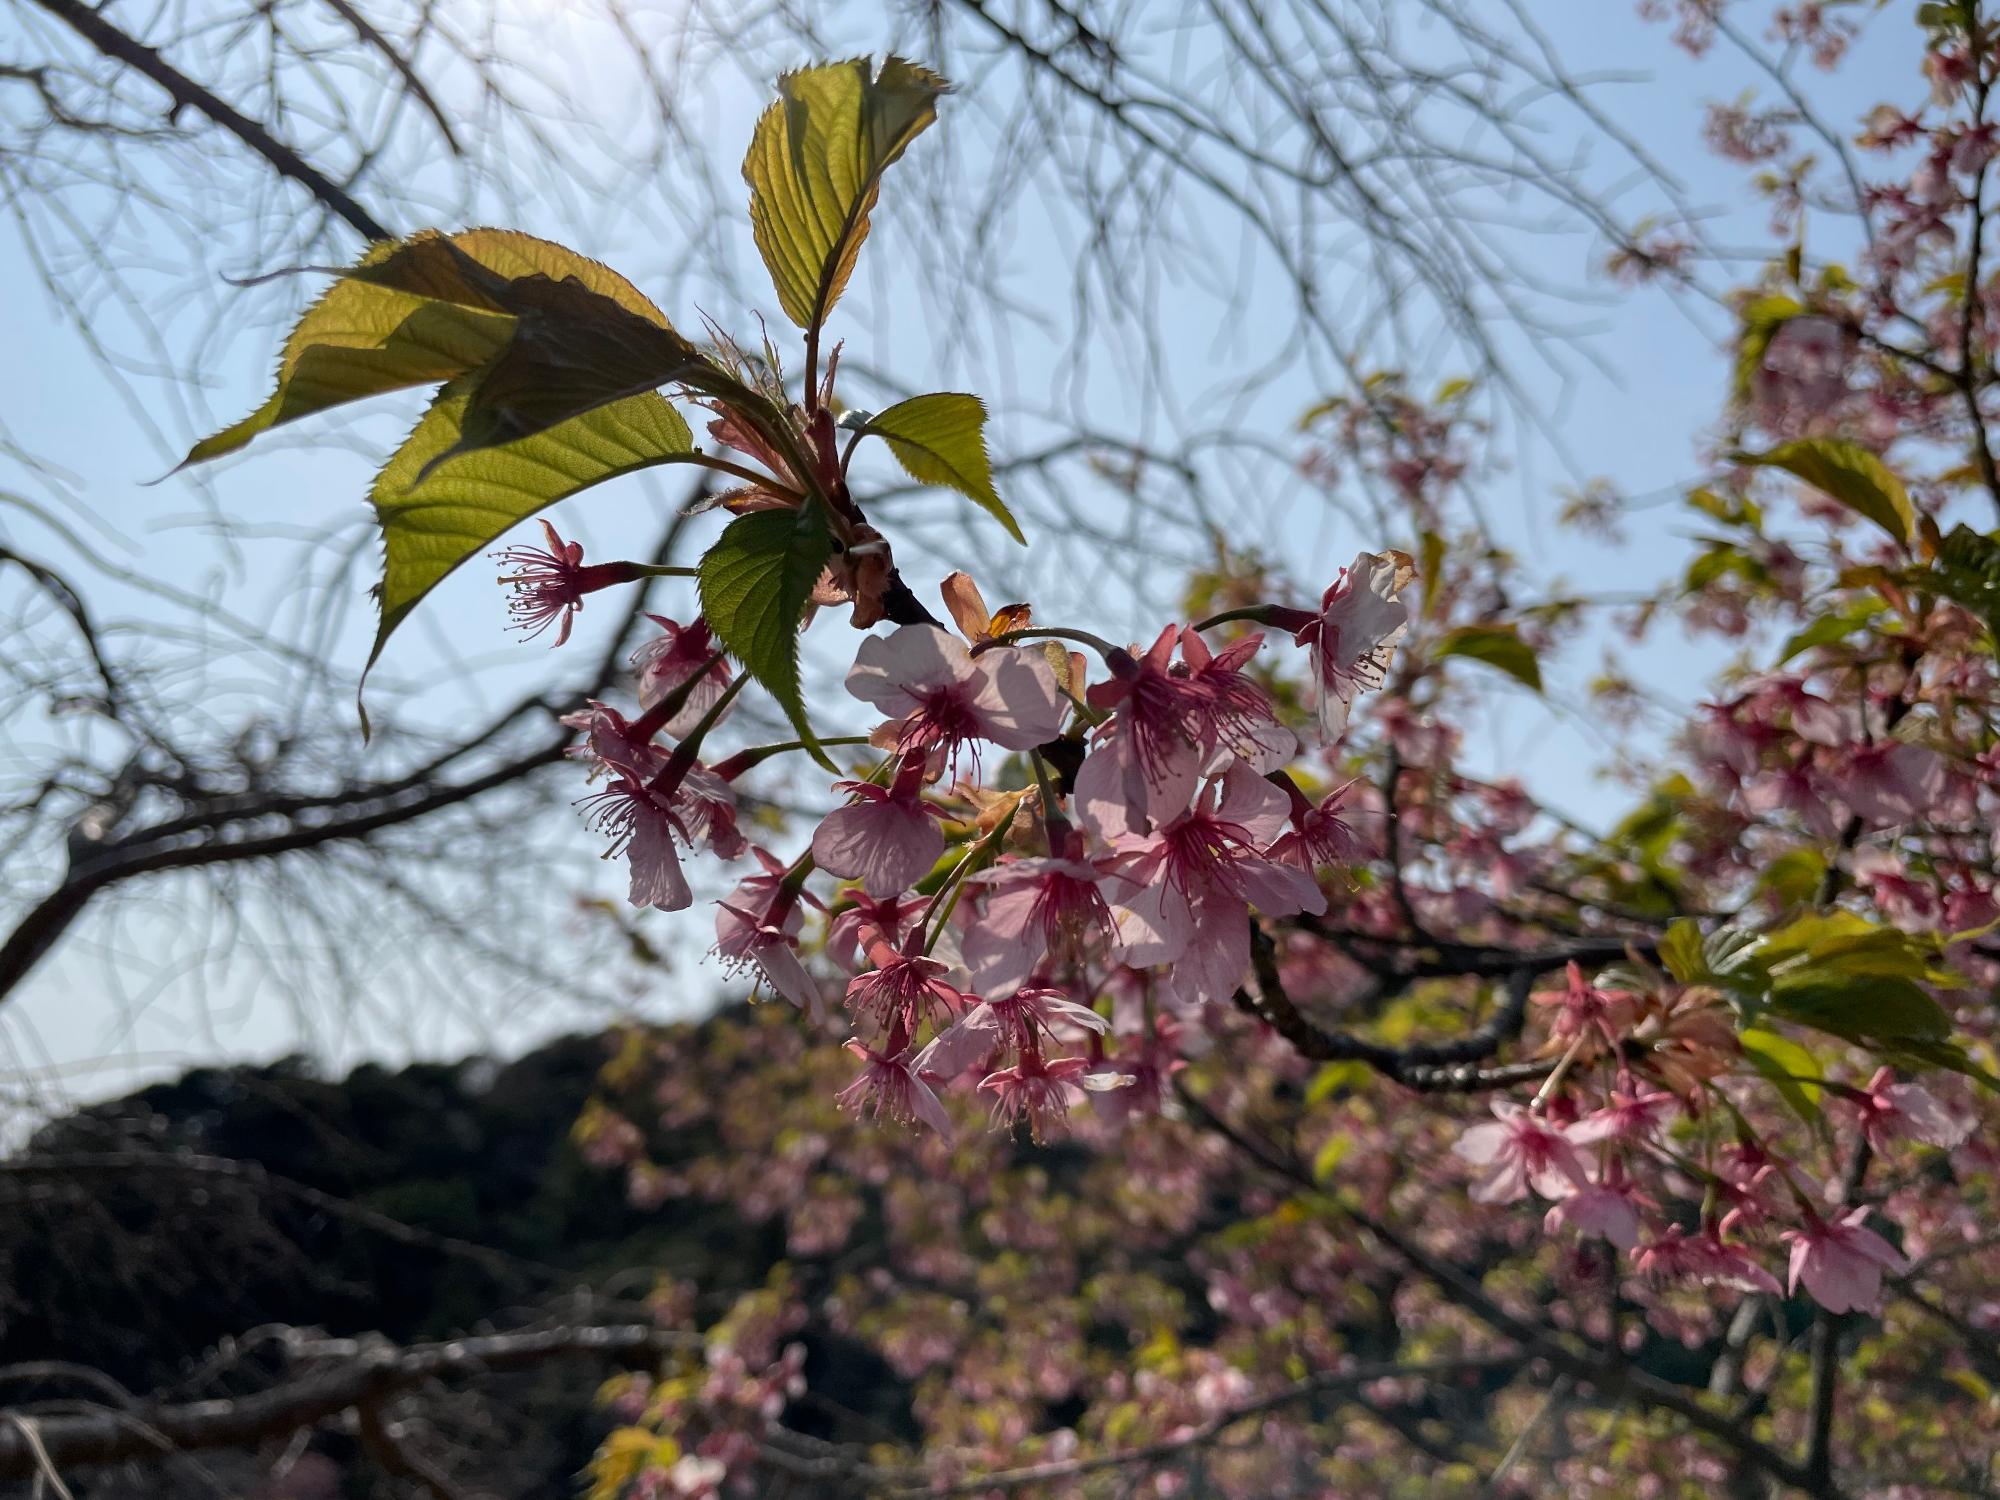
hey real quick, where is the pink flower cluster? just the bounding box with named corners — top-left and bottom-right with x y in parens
top-left (523, 540), bottom-right (1412, 1142)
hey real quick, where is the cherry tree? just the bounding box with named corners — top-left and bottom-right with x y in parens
top-left (155, 9), bottom-right (2000, 1497)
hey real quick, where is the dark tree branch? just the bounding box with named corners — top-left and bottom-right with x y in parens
top-left (23, 0), bottom-right (392, 241)
top-left (0, 1325), bottom-right (693, 1480)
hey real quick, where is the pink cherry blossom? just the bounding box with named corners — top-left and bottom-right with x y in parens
top-left (1635, 1227), bottom-right (1782, 1295)
top-left (959, 850), bottom-right (1120, 988)
top-left (836, 1041), bottom-right (953, 1135)
top-left (582, 775), bottom-right (693, 910)
top-left (1852, 1067), bottom-right (1974, 1152)
top-left (1544, 1181), bottom-right (1643, 1250)
top-left (812, 761), bottom-right (946, 898)
top-left (1290, 550), bottom-right (1411, 741)
top-left (846, 625), bottom-right (1066, 762)
top-left (491, 518), bottom-right (649, 645)
top-left (714, 849), bottom-right (823, 1018)
top-left (632, 615), bottom-right (734, 738)
top-left (845, 938), bottom-right (966, 1035)
top-left (826, 892), bottom-right (932, 974)
top-left (917, 983), bottom-right (1108, 1081)
top-left (979, 1051), bottom-right (1103, 1139)
top-left (1782, 1207), bottom-right (1909, 1313)
top-left (1831, 741), bottom-right (1947, 827)
top-left (1532, 962), bottom-right (1639, 1053)
top-left (1568, 1087), bottom-right (1678, 1144)
top-left (1267, 777), bottom-right (1368, 872)
top-left (1106, 762), bottom-right (1327, 1005)
top-left (1453, 1101), bottom-right (1590, 1203)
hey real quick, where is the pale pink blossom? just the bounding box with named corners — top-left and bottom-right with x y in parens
top-left (1267, 777), bottom-right (1368, 872)
top-left (1290, 551), bottom-right (1411, 741)
top-left (917, 983), bottom-right (1109, 1081)
top-left (959, 851), bottom-right (1119, 988)
top-left (846, 625), bottom-right (1066, 762)
top-left (1853, 1067), bottom-right (1974, 1152)
top-left (1782, 1207), bottom-right (1909, 1313)
top-left (1453, 1101), bottom-right (1590, 1203)
top-left (1569, 1087), bottom-right (1678, 1144)
top-left (1831, 741), bottom-right (1947, 827)
top-left (1545, 1181), bottom-right (1643, 1250)
top-left (1106, 762), bottom-right (1327, 1004)
top-left (812, 763), bottom-right (946, 897)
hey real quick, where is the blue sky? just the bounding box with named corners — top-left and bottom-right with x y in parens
top-left (0, 0), bottom-right (1927, 1116)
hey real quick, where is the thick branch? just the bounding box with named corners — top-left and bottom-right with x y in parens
top-left (0, 1325), bottom-right (691, 1479)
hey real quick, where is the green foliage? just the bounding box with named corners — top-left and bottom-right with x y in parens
top-left (1431, 624), bottom-right (1542, 690)
top-left (1738, 438), bottom-right (1915, 547)
top-left (743, 57), bottom-right (949, 334)
top-left (368, 386), bottom-right (695, 676)
top-left (1922, 524), bottom-right (2000, 644)
top-left (1738, 1027), bottom-right (1826, 1126)
top-left (697, 506), bottom-right (837, 762)
top-left (1731, 293), bottom-right (1806, 403)
top-left (1778, 597), bottom-right (1886, 663)
top-left (861, 393), bottom-right (1023, 543)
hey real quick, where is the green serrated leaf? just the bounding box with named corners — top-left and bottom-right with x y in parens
top-left (743, 56), bottom-right (949, 334)
top-left (698, 507), bottom-right (836, 763)
top-left (365, 383), bottom-right (695, 676)
top-left (862, 393), bottom-right (1023, 544)
top-left (1738, 438), bottom-right (1915, 547)
top-left (1432, 624), bottom-right (1542, 690)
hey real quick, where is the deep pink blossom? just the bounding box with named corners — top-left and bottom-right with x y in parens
top-left (492, 518), bottom-right (638, 645)
top-left (632, 615), bottom-right (734, 737)
top-left (837, 1041), bottom-right (953, 1135)
top-left (846, 938), bottom-right (967, 1035)
top-left (1533, 962), bottom-right (1639, 1053)
top-left (979, 1051), bottom-right (1108, 1139)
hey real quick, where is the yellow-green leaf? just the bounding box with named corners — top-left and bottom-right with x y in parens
top-left (1432, 624), bottom-right (1542, 690)
top-left (366, 381), bottom-right (696, 674)
top-left (863, 393), bottom-right (1022, 544)
top-left (743, 56), bottom-right (949, 332)
top-left (181, 229), bottom-right (671, 467)
top-left (1738, 438), bottom-right (1915, 547)
top-left (697, 506), bottom-right (836, 764)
